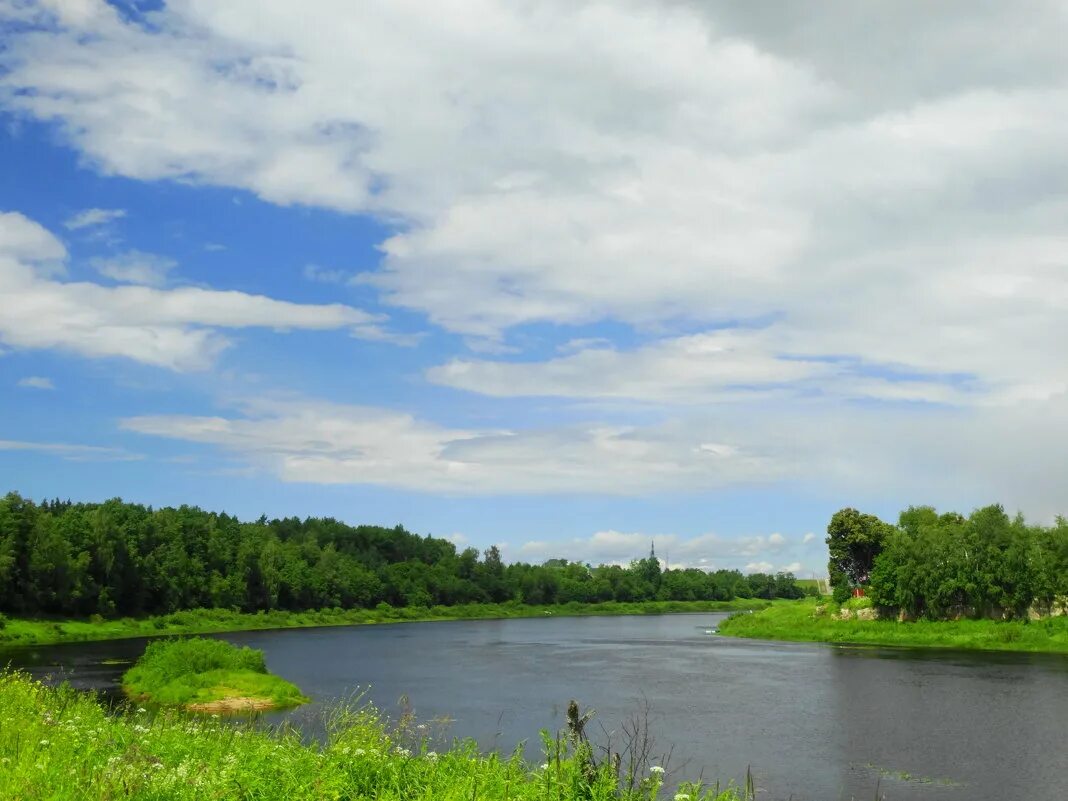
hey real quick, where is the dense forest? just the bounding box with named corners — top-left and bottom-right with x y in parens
top-left (827, 504), bottom-right (1068, 618)
top-left (0, 493), bottom-right (803, 618)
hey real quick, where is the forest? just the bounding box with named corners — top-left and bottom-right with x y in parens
top-left (0, 492), bottom-right (803, 618)
top-left (827, 504), bottom-right (1068, 618)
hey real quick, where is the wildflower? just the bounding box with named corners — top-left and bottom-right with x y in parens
top-left (675, 794), bottom-right (691, 801)
top-left (353, 748), bottom-right (366, 756)
top-left (137, 708), bottom-right (147, 714)
top-left (396, 747), bottom-right (411, 757)
top-left (38, 739), bottom-right (50, 746)
top-left (426, 751), bottom-right (439, 761)
top-left (650, 765), bottom-right (665, 774)
top-left (540, 763), bottom-right (550, 770)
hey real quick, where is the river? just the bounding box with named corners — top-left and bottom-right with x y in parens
top-left (3, 612), bottom-right (1067, 801)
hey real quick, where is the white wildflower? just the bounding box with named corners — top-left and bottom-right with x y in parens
top-left (136, 708), bottom-right (147, 714)
top-left (396, 747), bottom-right (411, 757)
top-left (540, 763), bottom-right (550, 770)
top-left (675, 794), bottom-right (691, 801)
top-left (38, 739), bottom-right (50, 746)
top-left (426, 751), bottom-right (439, 761)
top-left (650, 765), bottom-right (665, 774)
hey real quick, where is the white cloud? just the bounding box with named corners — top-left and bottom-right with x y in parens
top-left (91, 250), bottom-right (176, 287)
top-left (802, 532), bottom-right (818, 545)
top-left (302, 264), bottom-right (351, 285)
top-left (64, 207), bottom-right (126, 230)
top-left (119, 396), bottom-right (788, 495)
top-left (429, 330), bottom-right (837, 404)
top-left (517, 528), bottom-right (808, 572)
top-left (0, 211), bottom-right (403, 370)
top-left (2, 3), bottom-right (1067, 516)
top-left (16, 375), bottom-right (54, 390)
top-left (2, 2), bottom-right (1065, 408)
top-left (0, 438), bottom-right (140, 461)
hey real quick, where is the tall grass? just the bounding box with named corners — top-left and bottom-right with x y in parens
top-left (718, 598), bottom-right (1068, 653)
top-left (0, 598), bottom-right (774, 648)
top-left (122, 638), bottom-right (306, 709)
top-left (0, 671), bottom-right (745, 801)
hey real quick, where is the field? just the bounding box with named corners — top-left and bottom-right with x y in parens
top-left (0, 599), bottom-right (773, 648)
top-left (718, 598), bottom-right (1068, 653)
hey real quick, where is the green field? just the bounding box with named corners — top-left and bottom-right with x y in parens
top-left (0, 598), bottom-right (772, 648)
top-left (718, 598), bottom-right (1068, 653)
top-left (0, 670), bottom-right (746, 801)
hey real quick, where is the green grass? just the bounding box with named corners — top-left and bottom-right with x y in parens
top-left (122, 638), bottom-right (307, 710)
top-left (0, 598), bottom-right (773, 648)
top-left (0, 670), bottom-right (746, 801)
top-left (718, 598), bottom-right (1068, 653)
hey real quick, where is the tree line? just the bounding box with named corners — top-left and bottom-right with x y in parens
top-left (0, 492), bottom-right (804, 617)
top-left (827, 504), bottom-right (1068, 618)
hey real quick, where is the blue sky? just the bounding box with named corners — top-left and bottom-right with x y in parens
top-left (1, 1), bottom-right (1066, 575)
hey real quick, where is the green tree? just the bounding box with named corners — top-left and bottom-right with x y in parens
top-left (826, 507), bottom-right (892, 603)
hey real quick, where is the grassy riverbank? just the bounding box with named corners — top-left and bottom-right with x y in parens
top-left (718, 598), bottom-right (1068, 653)
top-left (0, 598), bottom-right (770, 648)
top-left (122, 638), bottom-right (306, 712)
top-left (0, 671), bottom-right (745, 801)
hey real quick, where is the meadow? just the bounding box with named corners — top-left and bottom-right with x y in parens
top-left (0, 598), bottom-right (772, 648)
top-left (0, 670), bottom-right (746, 801)
top-left (718, 598), bottom-right (1068, 653)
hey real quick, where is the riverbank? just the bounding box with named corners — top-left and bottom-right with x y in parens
top-left (0, 670), bottom-right (744, 801)
top-left (0, 598), bottom-right (773, 647)
top-left (717, 598), bottom-right (1068, 654)
top-left (122, 638), bottom-right (307, 712)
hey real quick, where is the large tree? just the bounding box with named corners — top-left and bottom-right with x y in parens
top-left (826, 508), bottom-right (892, 603)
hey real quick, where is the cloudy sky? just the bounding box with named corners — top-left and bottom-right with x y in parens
top-left (1, 0), bottom-right (1066, 575)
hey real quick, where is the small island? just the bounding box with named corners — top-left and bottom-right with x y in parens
top-left (122, 637), bottom-right (307, 712)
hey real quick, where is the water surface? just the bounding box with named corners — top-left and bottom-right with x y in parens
top-left (4, 613), bottom-right (1067, 801)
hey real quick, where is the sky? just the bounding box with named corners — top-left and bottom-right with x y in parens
top-left (1, 0), bottom-right (1066, 576)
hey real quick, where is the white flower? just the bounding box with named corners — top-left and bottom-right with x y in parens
top-left (650, 765), bottom-right (665, 774)
top-left (675, 794), bottom-right (691, 801)
top-left (137, 708), bottom-right (147, 714)
top-left (38, 739), bottom-right (50, 746)
top-left (396, 747), bottom-right (411, 757)
top-left (540, 763), bottom-right (550, 770)
top-left (426, 751), bottom-right (439, 761)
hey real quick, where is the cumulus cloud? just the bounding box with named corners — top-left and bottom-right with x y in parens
top-left (2, 2), bottom-right (1067, 516)
top-left (2, 2), bottom-right (1065, 405)
top-left (64, 207), bottom-right (126, 230)
top-left (16, 375), bottom-right (54, 390)
top-left (0, 211), bottom-right (404, 370)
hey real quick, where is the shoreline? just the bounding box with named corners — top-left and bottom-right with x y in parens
top-left (0, 598), bottom-right (770, 648)
top-left (716, 599), bottom-right (1068, 655)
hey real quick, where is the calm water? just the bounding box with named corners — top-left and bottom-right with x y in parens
top-left (3, 613), bottom-right (1067, 801)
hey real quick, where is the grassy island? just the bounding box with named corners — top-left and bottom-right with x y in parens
top-left (718, 598), bottom-right (1068, 654)
top-left (0, 670), bottom-right (745, 801)
top-left (122, 638), bottom-right (307, 712)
